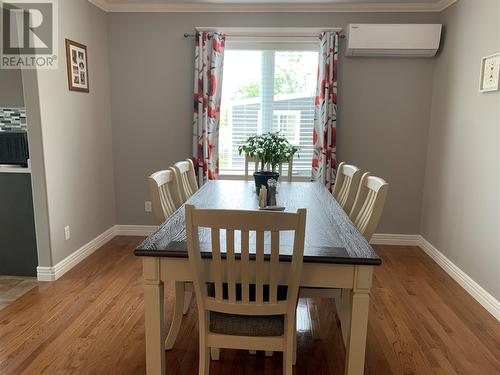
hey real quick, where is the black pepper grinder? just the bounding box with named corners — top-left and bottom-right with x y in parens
top-left (267, 178), bottom-right (277, 206)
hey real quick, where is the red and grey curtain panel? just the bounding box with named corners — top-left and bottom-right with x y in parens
top-left (192, 31), bottom-right (226, 185)
top-left (312, 32), bottom-right (339, 191)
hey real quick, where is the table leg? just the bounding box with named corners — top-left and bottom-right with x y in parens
top-left (165, 281), bottom-right (185, 350)
top-left (344, 266), bottom-right (373, 375)
top-left (143, 258), bottom-right (165, 375)
top-left (183, 288), bottom-right (193, 315)
top-left (338, 289), bottom-right (352, 347)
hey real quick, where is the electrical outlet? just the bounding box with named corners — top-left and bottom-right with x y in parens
top-left (145, 201), bottom-right (152, 212)
top-left (64, 226), bottom-right (71, 240)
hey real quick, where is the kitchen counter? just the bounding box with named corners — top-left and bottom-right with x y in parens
top-left (0, 165), bottom-right (31, 174)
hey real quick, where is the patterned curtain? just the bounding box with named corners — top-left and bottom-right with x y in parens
top-left (193, 32), bottom-right (226, 185)
top-left (312, 32), bottom-right (339, 191)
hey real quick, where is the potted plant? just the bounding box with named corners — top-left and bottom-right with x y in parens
top-left (238, 132), bottom-right (299, 193)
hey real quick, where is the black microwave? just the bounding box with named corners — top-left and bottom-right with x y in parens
top-left (0, 131), bottom-right (29, 167)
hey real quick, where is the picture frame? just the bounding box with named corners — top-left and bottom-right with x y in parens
top-left (479, 52), bottom-right (500, 92)
top-left (65, 39), bottom-right (89, 93)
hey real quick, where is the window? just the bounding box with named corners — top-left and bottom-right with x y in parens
top-left (273, 110), bottom-right (301, 145)
top-left (219, 48), bottom-right (319, 176)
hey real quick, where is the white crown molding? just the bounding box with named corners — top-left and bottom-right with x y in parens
top-left (37, 226), bottom-right (116, 281)
top-left (196, 27), bottom-right (342, 35)
top-left (418, 236), bottom-right (500, 321)
top-left (88, 0), bottom-right (111, 12)
top-left (88, 0), bottom-right (456, 13)
top-left (436, 0), bottom-right (457, 11)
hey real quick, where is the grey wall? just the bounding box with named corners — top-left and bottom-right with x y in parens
top-left (33, 0), bottom-right (116, 264)
top-left (0, 173), bottom-right (37, 276)
top-left (0, 69), bottom-right (24, 107)
top-left (108, 12), bottom-right (439, 233)
top-left (421, 0), bottom-right (500, 300)
top-left (22, 68), bottom-right (53, 268)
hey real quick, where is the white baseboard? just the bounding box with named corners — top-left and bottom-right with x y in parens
top-left (35, 224), bottom-right (500, 321)
top-left (114, 225), bottom-right (157, 236)
top-left (37, 226), bottom-right (116, 282)
top-left (418, 236), bottom-right (500, 321)
top-left (370, 233), bottom-right (420, 246)
top-left (37, 225), bottom-right (156, 281)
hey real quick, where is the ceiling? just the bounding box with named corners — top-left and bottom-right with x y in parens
top-left (89, 0), bottom-right (457, 12)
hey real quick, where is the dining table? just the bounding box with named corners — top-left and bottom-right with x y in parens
top-left (135, 180), bottom-right (381, 375)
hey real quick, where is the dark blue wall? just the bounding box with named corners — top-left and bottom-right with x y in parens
top-left (0, 173), bottom-right (38, 276)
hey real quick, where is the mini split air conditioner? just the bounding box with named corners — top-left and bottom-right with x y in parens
top-left (346, 24), bottom-right (442, 57)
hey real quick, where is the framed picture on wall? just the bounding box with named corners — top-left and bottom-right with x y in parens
top-left (65, 39), bottom-right (89, 93)
top-left (479, 52), bottom-right (500, 92)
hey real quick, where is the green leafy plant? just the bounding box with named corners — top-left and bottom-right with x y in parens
top-left (238, 132), bottom-right (299, 172)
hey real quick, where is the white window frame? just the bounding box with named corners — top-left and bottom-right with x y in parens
top-left (210, 27), bottom-right (341, 180)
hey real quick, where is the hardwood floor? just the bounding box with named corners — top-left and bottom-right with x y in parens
top-left (0, 236), bottom-right (499, 374)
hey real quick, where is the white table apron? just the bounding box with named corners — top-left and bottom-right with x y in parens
top-left (142, 256), bottom-right (373, 375)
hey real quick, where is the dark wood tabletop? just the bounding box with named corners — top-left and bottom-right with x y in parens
top-left (135, 180), bottom-right (381, 266)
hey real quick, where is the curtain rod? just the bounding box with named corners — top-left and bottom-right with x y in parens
top-left (183, 33), bottom-right (346, 39)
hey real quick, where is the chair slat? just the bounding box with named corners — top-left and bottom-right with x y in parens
top-left (269, 231), bottom-right (280, 303)
top-left (240, 230), bottom-right (250, 303)
top-left (163, 187), bottom-right (176, 214)
top-left (226, 229), bottom-right (236, 303)
top-left (357, 190), bottom-right (376, 232)
top-left (255, 230), bottom-right (265, 304)
top-left (211, 228), bottom-right (223, 301)
top-left (338, 175), bottom-right (351, 206)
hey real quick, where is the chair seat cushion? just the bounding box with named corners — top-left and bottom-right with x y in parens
top-left (210, 311), bottom-right (284, 337)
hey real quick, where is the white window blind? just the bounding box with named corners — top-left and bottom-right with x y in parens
top-left (219, 47), bottom-right (319, 176)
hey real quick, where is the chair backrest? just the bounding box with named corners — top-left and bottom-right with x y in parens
top-left (349, 172), bottom-right (389, 241)
top-left (332, 162), bottom-right (362, 214)
top-left (148, 170), bottom-right (183, 225)
top-left (244, 154), bottom-right (293, 182)
top-left (244, 155), bottom-right (260, 181)
top-left (278, 159), bottom-right (293, 182)
top-left (185, 205), bottom-right (307, 317)
top-left (173, 159), bottom-right (198, 202)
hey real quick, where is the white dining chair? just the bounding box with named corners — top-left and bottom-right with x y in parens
top-left (244, 155), bottom-right (260, 181)
top-left (185, 205), bottom-right (307, 375)
top-left (173, 159), bottom-right (198, 202)
top-left (299, 162), bottom-right (360, 302)
top-left (244, 154), bottom-right (293, 182)
top-left (300, 170), bottom-right (388, 347)
top-left (349, 172), bottom-right (389, 241)
top-left (331, 162), bottom-right (362, 214)
top-left (147, 169), bottom-right (193, 350)
top-left (148, 170), bottom-right (182, 225)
